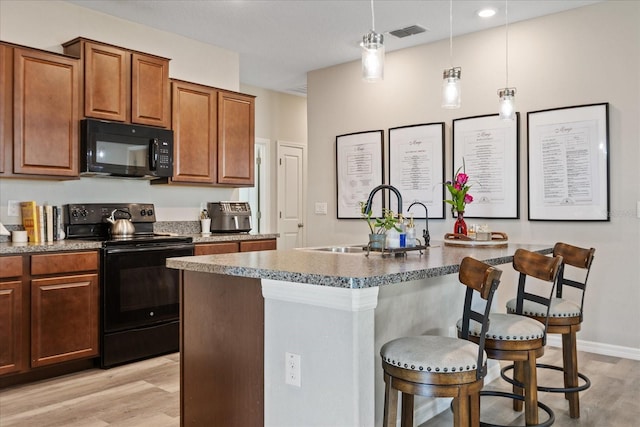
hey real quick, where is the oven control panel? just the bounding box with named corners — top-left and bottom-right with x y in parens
top-left (64, 203), bottom-right (157, 225)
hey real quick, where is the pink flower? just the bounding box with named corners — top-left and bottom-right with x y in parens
top-left (464, 194), bottom-right (474, 204)
top-left (456, 173), bottom-right (469, 185)
top-left (454, 183), bottom-right (462, 191)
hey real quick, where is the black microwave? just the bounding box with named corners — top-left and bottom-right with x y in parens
top-left (80, 119), bottom-right (174, 179)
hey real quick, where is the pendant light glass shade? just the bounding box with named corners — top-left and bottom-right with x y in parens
top-left (441, 67), bottom-right (461, 108)
top-left (361, 31), bottom-right (384, 82)
top-left (498, 88), bottom-right (516, 120)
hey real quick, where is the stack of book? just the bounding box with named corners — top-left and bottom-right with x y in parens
top-left (19, 201), bottom-right (63, 243)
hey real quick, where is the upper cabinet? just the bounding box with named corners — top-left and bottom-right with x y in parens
top-left (169, 80), bottom-right (217, 184)
top-left (154, 80), bottom-right (255, 187)
top-left (63, 38), bottom-right (170, 128)
top-left (7, 46), bottom-right (80, 177)
top-left (218, 91), bottom-right (255, 186)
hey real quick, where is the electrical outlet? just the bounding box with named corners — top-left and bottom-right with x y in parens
top-left (7, 200), bottom-right (20, 217)
top-left (449, 325), bottom-right (457, 338)
top-left (285, 352), bottom-right (301, 387)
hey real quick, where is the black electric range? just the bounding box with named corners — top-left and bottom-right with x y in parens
top-left (63, 203), bottom-right (194, 368)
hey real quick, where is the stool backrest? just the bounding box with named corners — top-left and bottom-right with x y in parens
top-left (458, 256), bottom-right (502, 380)
top-left (511, 248), bottom-right (563, 344)
top-left (553, 242), bottom-right (596, 320)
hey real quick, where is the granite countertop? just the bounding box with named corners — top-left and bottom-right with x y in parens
top-left (0, 233), bottom-right (278, 255)
top-left (166, 242), bottom-right (553, 289)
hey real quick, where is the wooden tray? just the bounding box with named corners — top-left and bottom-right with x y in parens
top-left (444, 232), bottom-right (508, 248)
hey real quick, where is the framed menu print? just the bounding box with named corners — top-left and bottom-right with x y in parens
top-left (528, 103), bottom-right (609, 221)
top-left (336, 130), bottom-right (384, 219)
top-left (388, 123), bottom-right (445, 219)
top-left (452, 113), bottom-right (520, 219)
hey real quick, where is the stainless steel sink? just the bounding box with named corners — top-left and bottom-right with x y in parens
top-left (306, 245), bottom-right (366, 254)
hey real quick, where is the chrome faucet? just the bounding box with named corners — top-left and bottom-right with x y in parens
top-left (364, 185), bottom-right (403, 216)
top-left (408, 201), bottom-right (430, 247)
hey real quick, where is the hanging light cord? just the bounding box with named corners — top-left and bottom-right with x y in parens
top-left (370, 0), bottom-right (376, 31)
top-left (505, 0), bottom-right (509, 87)
top-left (449, 0), bottom-right (453, 67)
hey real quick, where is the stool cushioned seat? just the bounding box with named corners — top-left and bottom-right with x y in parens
top-left (381, 336), bottom-right (485, 373)
top-left (457, 313), bottom-right (545, 341)
top-left (506, 297), bottom-right (581, 318)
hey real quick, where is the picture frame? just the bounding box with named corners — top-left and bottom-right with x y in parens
top-left (336, 130), bottom-right (384, 219)
top-left (452, 113), bottom-right (520, 219)
top-left (388, 122), bottom-right (445, 219)
top-left (527, 103), bottom-right (609, 221)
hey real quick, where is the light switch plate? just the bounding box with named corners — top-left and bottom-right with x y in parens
top-left (315, 202), bottom-right (327, 215)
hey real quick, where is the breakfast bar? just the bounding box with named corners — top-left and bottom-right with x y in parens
top-left (167, 242), bottom-right (553, 426)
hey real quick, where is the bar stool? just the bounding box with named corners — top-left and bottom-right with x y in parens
top-left (459, 249), bottom-right (563, 427)
top-left (380, 257), bottom-right (502, 427)
top-left (503, 242), bottom-right (595, 418)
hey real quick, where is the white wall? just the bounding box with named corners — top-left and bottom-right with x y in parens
top-left (306, 1), bottom-right (640, 353)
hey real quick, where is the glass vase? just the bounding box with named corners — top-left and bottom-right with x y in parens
top-left (454, 211), bottom-right (467, 235)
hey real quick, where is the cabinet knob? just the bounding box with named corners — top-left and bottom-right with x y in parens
top-left (298, 223), bottom-right (304, 228)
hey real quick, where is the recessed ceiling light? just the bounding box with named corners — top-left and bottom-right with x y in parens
top-left (477, 8), bottom-right (497, 18)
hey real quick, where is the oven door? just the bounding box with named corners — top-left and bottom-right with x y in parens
top-left (102, 243), bottom-right (194, 333)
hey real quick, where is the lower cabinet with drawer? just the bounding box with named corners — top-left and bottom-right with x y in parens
top-left (195, 238), bottom-right (276, 256)
top-left (0, 251), bottom-right (99, 382)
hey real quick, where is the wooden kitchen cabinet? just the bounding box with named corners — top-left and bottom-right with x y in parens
top-left (12, 46), bottom-right (80, 177)
top-left (195, 241), bottom-right (239, 255)
top-left (0, 256), bottom-right (24, 376)
top-left (217, 90), bottom-right (255, 186)
top-left (30, 252), bottom-right (99, 368)
top-left (240, 239), bottom-right (277, 252)
top-left (154, 80), bottom-right (255, 187)
top-left (30, 273), bottom-right (99, 368)
top-left (63, 38), bottom-right (170, 128)
top-left (0, 251), bottom-right (99, 380)
top-left (169, 79), bottom-right (217, 184)
top-left (195, 239), bottom-right (276, 255)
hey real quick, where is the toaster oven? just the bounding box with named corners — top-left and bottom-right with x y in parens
top-left (207, 202), bottom-right (252, 233)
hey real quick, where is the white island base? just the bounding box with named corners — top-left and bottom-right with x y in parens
top-left (263, 276), bottom-right (464, 426)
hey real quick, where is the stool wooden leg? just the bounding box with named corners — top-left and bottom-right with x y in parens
top-left (513, 361), bottom-right (525, 412)
top-left (524, 350), bottom-right (539, 426)
top-left (401, 393), bottom-right (414, 427)
top-left (453, 393), bottom-right (473, 427)
top-left (383, 373), bottom-right (398, 427)
top-left (470, 392), bottom-right (480, 427)
top-left (563, 327), bottom-right (580, 418)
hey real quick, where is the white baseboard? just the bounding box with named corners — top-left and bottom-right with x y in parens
top-left (546, 336), bottom-right (640, 361)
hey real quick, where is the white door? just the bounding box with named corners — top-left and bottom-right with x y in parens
top-left (277, 142), bottom-right (306, 249)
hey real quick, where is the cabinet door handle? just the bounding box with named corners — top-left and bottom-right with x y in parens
top-left (298, 223), bottom-right (304, 228)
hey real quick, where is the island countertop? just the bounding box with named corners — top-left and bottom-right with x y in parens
top-left (167, 241), bottom-right (553, 289)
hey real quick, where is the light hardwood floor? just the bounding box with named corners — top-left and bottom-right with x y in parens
top-left (0, 348), bottom-right (638, 426)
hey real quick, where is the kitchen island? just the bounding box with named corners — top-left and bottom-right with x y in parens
top-left (167, 242), bottom-right (552, 426)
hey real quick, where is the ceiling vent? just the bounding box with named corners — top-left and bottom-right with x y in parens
top-left (287, 84), bottom-right (308, 96)
top-left (389, 25), bottom-right (428, 38)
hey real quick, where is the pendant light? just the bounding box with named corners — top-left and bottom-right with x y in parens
top-left (361, 0), bottom-right (384, 82)
top-left (442, 0), bottom-right (461, 108)
top-left (498, 0), bottom-right (516, 120)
